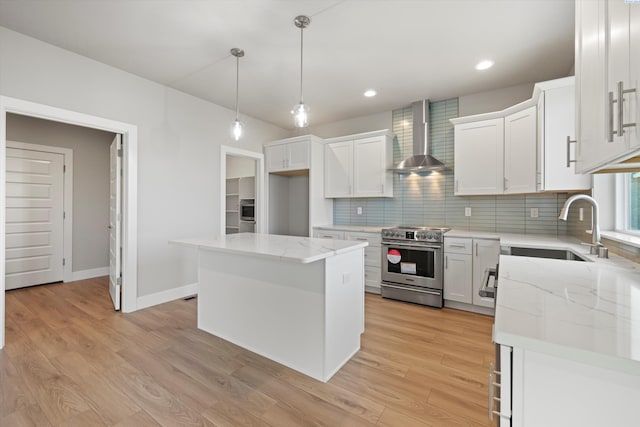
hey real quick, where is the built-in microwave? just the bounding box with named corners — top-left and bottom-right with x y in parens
top-left (240, 200), bottom-right (255, 221)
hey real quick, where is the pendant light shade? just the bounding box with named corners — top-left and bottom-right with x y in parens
top-left (230, 48), bottom-right (244, 141)
top-left (292, 15), bottom-right (311, 128)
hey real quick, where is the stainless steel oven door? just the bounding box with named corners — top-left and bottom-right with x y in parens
top-left (381, 242), bottom-right (442, 289)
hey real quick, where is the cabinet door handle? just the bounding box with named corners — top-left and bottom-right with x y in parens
top-left (619, 81), bottom-right (637, 137)
top-left (566, 136), bottom-right (577, 168)
top-left (475, 242), bottom-right (478, 256)
top-left (455, 180), bottom-right (459, 193)
top-left (449, 243), bottom-right (466, 248)
top-left (504, 177), bottom-right (508, 190)
top-left (608, 90), bottom-right (616, 142)
top-left (445, 255), bottom-right (448, 269)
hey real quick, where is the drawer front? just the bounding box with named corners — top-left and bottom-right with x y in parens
top-left (314, 229), bottom-right (345, 240)
top-left (345, 231), bottom-right (381, 247)
top-left (364, 246), bottom-right (381, 267)
top-left (365, 265), bottom-right (381, 282)
top-left (444, 237), bottom-right (473, 255)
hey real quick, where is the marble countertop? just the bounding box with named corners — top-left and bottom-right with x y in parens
top-left (495, 255), bottom-right (640, 374)
top-left (313, 224), bottom-right (385, 233)
top-left (170, 232), bottom-right (368, 264)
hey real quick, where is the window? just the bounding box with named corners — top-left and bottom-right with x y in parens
top-left (616, 172), bottom-right (640, 235)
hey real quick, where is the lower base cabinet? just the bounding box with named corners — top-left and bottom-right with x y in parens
top-left (444, 237), bottom-right (499, 313)
top-left (494, 345), bottom-right (640, 426)
top-left (313, 227), bottom-right (382, 293)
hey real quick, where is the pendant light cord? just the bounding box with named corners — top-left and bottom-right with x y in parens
top-left (299, 25), bottom-right (304, 104)
top-left (235, 54), bottom-right (240, 120)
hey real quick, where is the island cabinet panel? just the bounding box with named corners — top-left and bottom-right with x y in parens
top-left (195, 246), bottom-right (364, 383)
top-left (507, 348), bottom-right (640, 427)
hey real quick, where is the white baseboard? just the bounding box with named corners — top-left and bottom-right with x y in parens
top-left (136, 283), bottom-right (198, 310)
top-left (70, 267), bottom-right (109, 282)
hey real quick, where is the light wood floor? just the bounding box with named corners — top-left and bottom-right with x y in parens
top-left (1, 277), bottom-right (495, 426)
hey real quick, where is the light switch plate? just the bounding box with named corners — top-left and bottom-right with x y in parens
top-left (464, 207), bottom-right (472, 217)
top-left (356, 207), bottom-right (363, 215)
top-left (530, 207), bottom-right (539, 218)
top-left (579, 207), bottom-right (584, 221)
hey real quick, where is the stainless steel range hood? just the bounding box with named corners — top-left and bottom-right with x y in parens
top-left (392, 99), bottom-right (445, 173)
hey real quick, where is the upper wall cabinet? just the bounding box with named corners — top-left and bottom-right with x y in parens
top-left (453, 118), bottom-right (504, 195)
top-left (537, 77), bottom-right (592, 191)
top-left (265, 137), bottom-right (310, 173)
top-left (451, 101), bottom-right (537, 196)
top-left (451, 76), bottom-right (592, 195)
top-left (324, 130), bottom-right (394, 198)
top-left (575, 0), bottom-right (640, 173)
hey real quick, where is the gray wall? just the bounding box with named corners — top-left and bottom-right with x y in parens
top-left (458, 82), bottom-right (536, 117)
top-left (7, 113), bottom-right (113, 272)
top-left (296, 111), bottom-right (392, 139)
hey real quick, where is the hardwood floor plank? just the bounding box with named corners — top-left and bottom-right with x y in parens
top-left (50, 351), bottom-right (140, 425)
top-left (233, 364), bottom-right (376, 427)
top-left (56, 409), bottom-right (107, 427)
top-left (0, 403), bottom-right (52, 427)
top-left (202, 400), bottom-right (276, 427)
top-left (105, 361), bottom-right (206, 427)
top-left (111, 410), bottom-right (162, 427)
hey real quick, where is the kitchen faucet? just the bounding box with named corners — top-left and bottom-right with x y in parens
top-left (558, 194), bottom-right (607, 257)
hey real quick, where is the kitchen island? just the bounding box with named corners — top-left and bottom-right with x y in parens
top-left (493, 255), bottom-right (640, 426)
top-left (170, 232), bottom-right (367, 382)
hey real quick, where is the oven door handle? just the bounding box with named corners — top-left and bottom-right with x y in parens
top-left (381, 282), bottom-right (441, 296)
top-left (479, 267), bottom-right (497, 298)
top-left (381, 242), bottom-right (441, 250)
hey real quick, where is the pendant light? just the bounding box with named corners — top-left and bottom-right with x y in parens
top-left (230, 48), bottom-right (244, 141)
top-left (292, 15), bottom-right (311, 128)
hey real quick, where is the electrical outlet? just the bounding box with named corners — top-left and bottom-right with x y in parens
top-left (530, 207), bottom-right (539, 218)
top-left (356, 207), bottom-right (363, 215)
top-left (464, 207), bottom-right (472, 217)
top-left (579, 207), bottom-right (584, 221)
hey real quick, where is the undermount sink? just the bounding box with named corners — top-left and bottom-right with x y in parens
top-left (503, 246), bottom-right (589, 262)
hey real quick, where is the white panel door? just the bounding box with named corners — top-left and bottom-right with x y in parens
top-left (504, 106), bottom-right (537, 194)
top-left (324, 141), bottom-right (353, 197)
top-left (109, 135), bottom-right (122, 311)
top-left (454, 118), bottom-right (504, 195)
top-left (5, 148), bottom-right (64, 290)
top-left (443, 253), bottom-right (472, 304)
top-left (354, 136), bottom-right (386, 197)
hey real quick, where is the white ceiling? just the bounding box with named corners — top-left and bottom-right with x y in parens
top-left (0, 0), bottom-right (575, 130)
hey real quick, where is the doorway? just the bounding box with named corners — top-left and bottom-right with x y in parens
top-left (220, 145), bottom-right (265, 236)
top-left (0, 95), bottom-right (139, 349)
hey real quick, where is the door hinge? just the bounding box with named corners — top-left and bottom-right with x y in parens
top-left (63, 211), bottom-right (66, 220)
top-left (62, 258), bottom-right (66, 266)
top-left (116, 276), bottom-right (122, 286)
top-left (117, 148), bottom-right (123, 157)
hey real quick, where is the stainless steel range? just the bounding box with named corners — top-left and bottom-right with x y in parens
top-left (380, 226), bottom-right (449, 308)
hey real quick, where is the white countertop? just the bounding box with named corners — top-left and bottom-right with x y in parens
top-left (170, 232), bottom-right (368, 264)
top-left (314, 224), bottom-right (385, 233)
top-left (495, 255), bottom-right (640, 374)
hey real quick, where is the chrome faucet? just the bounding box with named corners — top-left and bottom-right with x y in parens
top-left (558, 194), bottom-right (606, 257)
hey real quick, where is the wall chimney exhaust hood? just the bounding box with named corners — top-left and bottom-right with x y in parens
top-left (392, 99), bottom-right (445, 173)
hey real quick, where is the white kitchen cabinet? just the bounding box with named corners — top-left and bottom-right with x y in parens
top-left (265, 139), bottom-right (310, 173)
top-left (453, 118), bottom-right (504, 195)
top-left (536, 78), bottom-right (592, 191)
top-left (575, 0), bottom-right (640, 173)
top-left (504, 106), bottom-right (537, 194)
top-left (324, 130), bottom-right (393, 198)
top-left (324, 141), bottom-right (353, 197)
top-left (471, 239), bottom-right (500, 308)
top-left (444, 237), bottom-right (498, 312)
top-left (265, 135), bottom-right (332, 237)
top-left (443, 238), bottom-right (473, 304)
top-left (313, 227), bottom-right (383, 294)
top-left (492, 345), bottom-right (640, 427)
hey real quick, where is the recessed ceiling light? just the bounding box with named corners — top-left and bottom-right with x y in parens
top-left (475, 60), bottom-right (494, 71)
top-left (364, 89), bottom-right (377, 97)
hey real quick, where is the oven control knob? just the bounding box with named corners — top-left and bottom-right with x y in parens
top-left (427, 232), bottom-right (435, 241)
top-left (395, 232), bottom-right (402, 238)
top-left (382, 231), bottom-right (389, 237)
top-left (417, 232), bottom-right (425, 240)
